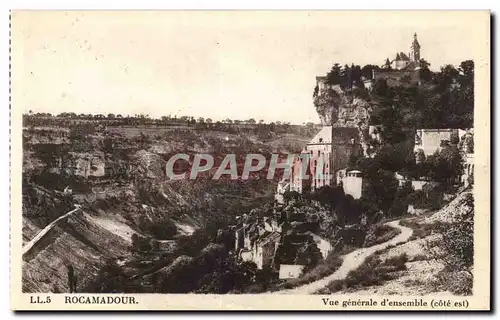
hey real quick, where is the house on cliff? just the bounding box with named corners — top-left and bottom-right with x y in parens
top-left (414, 128), bottom-right (460, 157)
top-left (370, 33), bottom-right (424, 87)
top-left (234, 217), bottom-right (282, 270)
top-left (287, 126), bottom-right (362, 194)
top-left (384, 33), bottom-right (421, 71)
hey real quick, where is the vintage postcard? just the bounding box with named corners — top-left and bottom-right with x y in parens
top-left (10, 11), bottom-right (490, 311)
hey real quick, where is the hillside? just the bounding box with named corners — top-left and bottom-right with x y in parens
top-left (21, 122), bottom-right (316, 293)
top-left (22, 209), bottom-right (130, 293)
top-left (316, 191), bottom-right (474, 296)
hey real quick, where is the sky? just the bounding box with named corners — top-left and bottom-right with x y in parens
top-left (12, 11), bottom-right (484, 124)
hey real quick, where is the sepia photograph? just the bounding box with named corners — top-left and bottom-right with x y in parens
top-left (10, 10), bottom-right (490, 310)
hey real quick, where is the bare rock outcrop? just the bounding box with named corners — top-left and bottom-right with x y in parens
top-left (314, 84), bottom-right (374, 155)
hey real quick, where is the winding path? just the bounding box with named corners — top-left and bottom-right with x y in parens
top-left (274, 220), bottom-right (413, 294)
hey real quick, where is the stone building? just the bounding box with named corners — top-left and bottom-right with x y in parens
top-left (337, 169), bottom-right (364, 199)
top-left (234, 218), bottom-right (282, 270)
top-left (305, 232), bottom-right (333, 259)
top-left (290, 126), bottom-right (362, 194)
top-left (290, 152), bottom-right (312, 194)
top-left (253, 232), bottom-right (281, 270)
top-left (386, 33), bottom-right (421, 71)
top-left (340, 170), bottom-right (363, 199)
top-left (414, 129), bottom-right (459, 157)
top-left (367, 33), bottom-right (423, 87)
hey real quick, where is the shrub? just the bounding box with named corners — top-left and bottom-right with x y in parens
top-left (407, 187), bottom-right (445, 211)
top-left (433, 193), bottom-right (474, 295)
top-left (383, 253), bottom-right (408, 270)
top-left (440, 194), bottom-right (474, 270)
top-left (363, 224), bottom-right (401, 247)
top-left (323, 253), bottom-right (408, 293)
top-left (399, 219), bottom-right (447, 241)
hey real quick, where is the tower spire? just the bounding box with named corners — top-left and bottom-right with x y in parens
top-left (410, 32), bottom-right (421, 63)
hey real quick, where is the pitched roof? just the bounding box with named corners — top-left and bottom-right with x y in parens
top-left (308, 126), bottom-right (332, 144)
top-left (412, 33), bottom-right (420, 48)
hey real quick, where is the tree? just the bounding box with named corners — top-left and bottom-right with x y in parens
top-left (418, 59), bottom-right (432, 82)
top-left (92, 260), bottom-right (126, 293)
top-left (459, 60), bottom-right (474, 77)
top-left (350, 64), bottom-right (362, 88)
top-left (311, 185), bottom-right (344, 209)
top-left (427, 146), bottom-right (463, 184)
top-left (438, 193), bottom-right (474, 295)
top-left (361, 64), bottom-right (378, 79)
top-left (360, 169), bottom-right (399, 213)
top-left (372, 79), bottom-right (390, 98)
top-left (197, 256), bottom-right (258, 294)
top-left (383, 58), bottom-right (392, 70)
top-left (283, 190), bottom-right (300, 203)
top-left (326, 63), bottom-right (342, 85)
top-left (294, 241), bottom-right (322, 271)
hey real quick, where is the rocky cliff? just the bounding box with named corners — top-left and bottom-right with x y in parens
top-left (314, 85), bottom-right (374, 155)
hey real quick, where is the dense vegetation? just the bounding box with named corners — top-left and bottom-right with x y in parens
top-left (436, 193), bottom-right (474, 295)
top-left (316, 59), bottom-right (474, 132)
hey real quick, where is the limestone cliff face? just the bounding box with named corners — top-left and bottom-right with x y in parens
top-left (313, 85), bottom-right (373, 155)
top-left (313, 86), bottom-right (343, 125)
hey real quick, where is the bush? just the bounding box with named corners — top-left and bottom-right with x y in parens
top-left (433, 193), bottom-right (474, 295)
top-left (444, 270), bottom-right (473, 295)
top-left (363, 224), bottom-right (401, 247)
top-left (407, 188), bottom-right (444, 211)
top-left (91, 260), bottom-right (127, 293)
top-left (399, 219), bottom-right (446, 241)
top-left (440, 194), bottom-right (474, 270)
top-left (323, 253), bottom-right (408, 293)
top-left (383, 253), bottom-right (408, 270)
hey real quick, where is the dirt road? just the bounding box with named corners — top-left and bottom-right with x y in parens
top-left (274, 220), bottom-right (413, 294)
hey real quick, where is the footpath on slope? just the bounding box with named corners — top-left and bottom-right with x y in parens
top-left (274, 220), bottom-right (413, 295)
top-left (22, 204), bottom-right (82, 261)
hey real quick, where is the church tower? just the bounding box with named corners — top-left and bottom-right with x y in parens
top-left (409, 33), bottom-right (421, 63)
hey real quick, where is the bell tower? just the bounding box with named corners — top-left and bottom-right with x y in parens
top-left (409, 33), bottom-right (421, 63)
